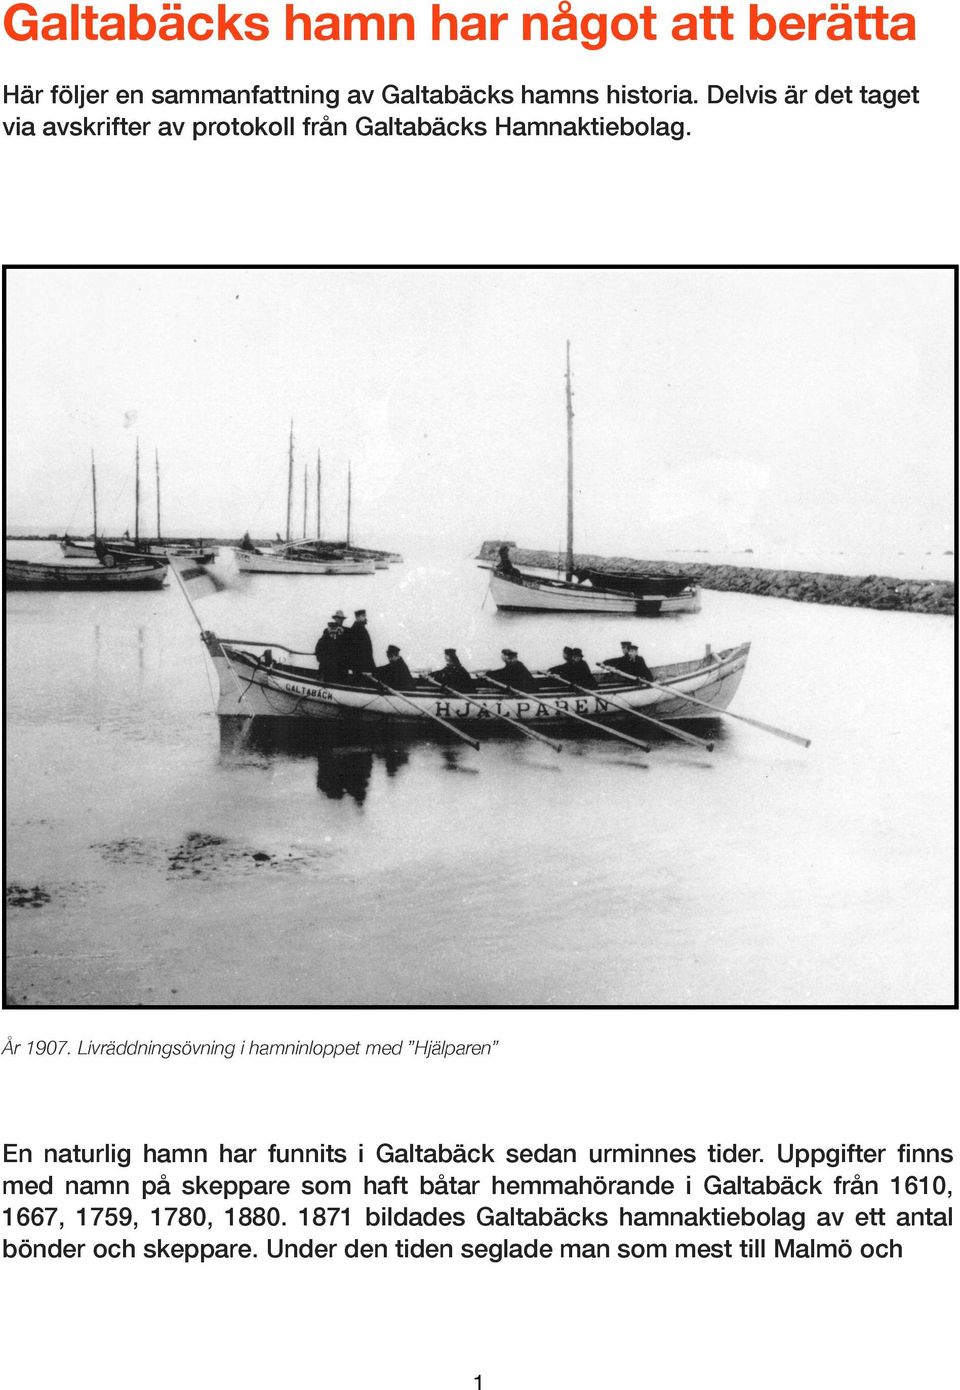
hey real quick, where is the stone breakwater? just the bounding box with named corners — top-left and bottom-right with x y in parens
top-left (479, 543), bottom-right (955, 616)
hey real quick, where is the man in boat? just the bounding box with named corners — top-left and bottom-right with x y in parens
top-left (568, 648), bottom-right (597, 688)
top-left (93, 536), bottom-right (116, 568)
top-left (486, 649), bottom-right (539, 693)
top-left (495, 545), bottom-right (520, 578)
top-left (604, 642), bottom-right (654, 683)
top-left (430, 648), bottom-right (476, 693)
top-left (346, 609), bottom-right (376, 679)
top-left (237, 531), bottom-right (257, 552)
top-left (315, 620), bottom-right (350, 682)
top-left (547, 647), bottom-right (576, 681)
top-left (603, 641), bottom-right (636, 675)
top-left (373, 645), bottom-right (415, 691)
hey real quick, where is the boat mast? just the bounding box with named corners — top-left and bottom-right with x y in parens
top-left (565, 340), bottom-right (574, 582)
top-left (285, 419), bottom-right (294, 543)
top-left (134, 437), bottom-right (141, 547)
top-left (316, 450), bottom-right (322, 539)
top-left (303, 463), bottom-right (308, 538)
top-left (155, 449), bottom-right (162, 543)
top-left (91, 451), bottom-right (98, 538)
top-left (346, 460), bottom-right (352, 548)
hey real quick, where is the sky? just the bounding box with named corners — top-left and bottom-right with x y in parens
top-left (5, 267), bottom-right (955, 561)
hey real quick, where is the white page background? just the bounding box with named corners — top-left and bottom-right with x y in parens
top-left (2, 3), bottom-right (957, 1386)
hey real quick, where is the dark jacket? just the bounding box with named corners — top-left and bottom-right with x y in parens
top-left (374, 657), bottom-right (415, 691)
top-left (346, 621), bottom-right (375, 676)
top-left (486, 660), bottom-right (539, 693)
top-left (568, 658), bottom-right (597, 689)
top-left (430, 659), bottom-right (476, 693)
top-left (315, 628), bottom-right (350, 681)
top-left (605, 654), bottom-right (653, 682)
top-left (548, 659), bottom-right (596, 689)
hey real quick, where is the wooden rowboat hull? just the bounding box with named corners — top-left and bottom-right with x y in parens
top-left (202, 634), bottom-right (749, 728)
top-left (5, 558), bottom-right (168, 590)
top-left (489, 570), bottom-right (701, 615)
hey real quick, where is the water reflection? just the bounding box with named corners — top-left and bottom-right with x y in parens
top-left (218, 717), bottom-right (415, 806)
top-left (316, 747), bottom-right (374, 805)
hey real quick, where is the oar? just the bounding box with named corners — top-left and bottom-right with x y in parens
top-left (367, 675), bottom-right (481, 752)
top-left (540, 671), bottom-right (714, 751)
top-left (423, 675), bottom-right (563, 754)
top-left (485, 677), bottom-right (650, 754)
top-left (598, 662), bottom-right (812, 749)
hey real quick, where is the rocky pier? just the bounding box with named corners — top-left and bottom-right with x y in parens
top-left (479, 543), bottom-right (954, 616)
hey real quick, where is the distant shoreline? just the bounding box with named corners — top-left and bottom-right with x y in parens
top-left (479, 543), bottom-right (955, 616)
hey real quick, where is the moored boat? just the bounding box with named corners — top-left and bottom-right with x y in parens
top-left (489, 567), bottom-right (701, 615)
top-left (234, 544), bottom-right (376, 575)
top-left (236, 429), bottom-right (387, 576)
top-left (6, 555), bottom-right (168, 590)
top-left (61, 536), bottom-right (217, 564)
top-left (488, 344), bottom-right (699, 616)
top-left (201, 633), bottom-right (750, 727)
top-left (60, 442), bottom-right (216, 565)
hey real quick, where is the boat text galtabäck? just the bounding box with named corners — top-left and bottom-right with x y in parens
top-left (487, 343), bottom-right (699, 615)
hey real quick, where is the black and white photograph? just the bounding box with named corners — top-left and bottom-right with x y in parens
top-left (4, 265), bottom-right (955, 1008)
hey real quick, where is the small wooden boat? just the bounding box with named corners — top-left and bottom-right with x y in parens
top-left (201, 633), bottom-right (750, 727)
top-left (6, 555), bottom-right (168, 590)
top-left (488, 345), bottom-right (699, 616)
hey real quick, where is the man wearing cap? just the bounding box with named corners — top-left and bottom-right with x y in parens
top-left (374, 645), bottom-right (415, 691)
top-left (603, 640), bottom-right (636, 675)
top-left (604, 641), bottom-right (653, 682)
top-left (430, 648), bottom-right (476, 693)
top-left (485, 648), bottom-right (539, 693)
top-left (346, 608), bottom-right (375, 680)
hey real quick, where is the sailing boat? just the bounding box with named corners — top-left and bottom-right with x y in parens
top-left (234, 426), bottom-right (375, 575)
top-left (487, 344), bottom-right (700, 616)
top-left (290, 458), bottom-right (399, 568)
top-left (61, 445), bottom-right (216, 564)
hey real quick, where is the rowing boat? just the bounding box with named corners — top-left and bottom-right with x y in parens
top-left (6, 556), bottom-right (168, 590)
top-left (201, 633), bottom-right (749, 727)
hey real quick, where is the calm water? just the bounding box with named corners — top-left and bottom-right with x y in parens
top-left (4, 542), bottom-right (954, 1006)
